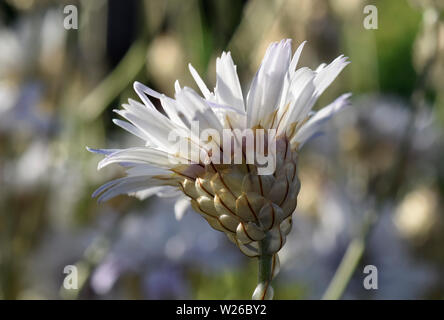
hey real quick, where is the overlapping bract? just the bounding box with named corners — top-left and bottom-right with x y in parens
top-left (184, 137), bottom-right (300, 257)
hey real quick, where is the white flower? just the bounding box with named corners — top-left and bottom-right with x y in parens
top-left (89, 38), bottom-right (350, 256)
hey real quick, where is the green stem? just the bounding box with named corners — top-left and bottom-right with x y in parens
top-left (258, 249), bottom-right (273, 285)
top-left (321, 237), bottom-right (365, 300)
top-left (78, 39), bottom-right (147, 121)
top-left (254, 239), bottom-right (274, 300)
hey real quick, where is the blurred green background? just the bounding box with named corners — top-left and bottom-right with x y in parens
top-left (0, 0), bottom-right (443, 299)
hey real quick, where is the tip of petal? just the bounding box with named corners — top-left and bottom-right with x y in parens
top-left (87, 147), bottom-right (114, 155)
top-left (297, 40), bottom-right (307, 51)
top-left (133, 81), bottom-right (161, 109)
top-left (174, 80), bottom-right (182, 93)
top-left (338, 92), bottom-right (353, 105)
top-left (97, 159), bottom-right (108, 170)
top-left (133, 81), bottom-right (145, 92)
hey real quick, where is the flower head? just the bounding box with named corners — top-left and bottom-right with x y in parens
top-left (89, 39), bottom-right (350, 298)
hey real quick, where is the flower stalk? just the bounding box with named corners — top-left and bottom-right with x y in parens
top-left (253, 238), bottom-right (274, 300)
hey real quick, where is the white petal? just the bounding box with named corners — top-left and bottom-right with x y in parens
top-left (128, 98), bottom-right (146, 109)
top-left (87, 147), bottom-right (121, 155)
top-left (215, 51), bottom-right (245, 112)
top-left (174, 196), bottom-right (190, 220)
top-left (97, 147), bottom-right (182, 170)
top-left (115, 100), bottom-right (186, 151)
top-left (188, 63), bottom-right (212, 100)
top-left (289, 41), bottom-right (306, 73)
top-left (95, 176), bottom-right (164, 203)
top-left (206, 101), bottom-right (246, 115)
top-left (125, 164), bottom-right (171, 176)
top-left (247, 39), bottom-right (292, 127)
top-left (313, 55), bottom-right (350, 97)
top-left (112, 119), bottom-right (150, 142)
top-left (174, 80), bottom-right (182, 94)
top-left (133, 81), bottom-right (157, 109)
top-left (206, 100), bottom-right (247, 129)
top-left (275, 41), bottom-right (309, 114)
top-left (159, 95), bottom-right (189, 130)
top-left (174, 87), bottom-right (223, 133)
top-left (130, 186), bottom-right (175, 200)
top-left (315, 63), bottom-right (327, 73)
top-left (275, 67), bottom-right (315, 134)
top-left (276, 41), bottom-right (306, 113)
top-left (92, 176), bottom-right (129, 198)
top-left (292, 93), bottom-right (351, 147)
top-left (156, 188), bottom-right (183, 198)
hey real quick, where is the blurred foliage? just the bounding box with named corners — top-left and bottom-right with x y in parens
top-left (375, 0), bottom-right (421, 97)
